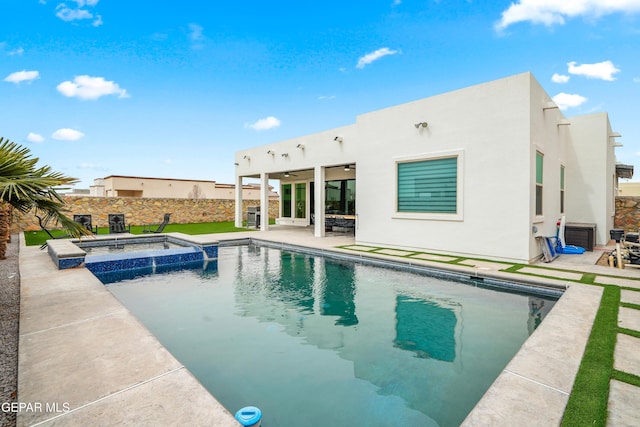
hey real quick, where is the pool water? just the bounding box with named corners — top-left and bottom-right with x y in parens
top-left (105, 245), bottom-right (557, 427)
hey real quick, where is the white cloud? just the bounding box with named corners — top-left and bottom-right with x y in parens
top-left (52, 128), bottom-right (85, 141)
top-left (318, 95), bottom-right (336, 100)
top-left (187, 23), bottom-right (205, 49)
top-left (55, 0), bottom-right (102, 26)
top-left (552, 92), bottom-right (588, 110)
top-left (246, 116), bottom-right (281, 131)
top-left (567, 60), bottom-right (620, 81)
top-left (495, 0), bottom-right (640, 31)
top-left (8, 47), bottom-right (24, 56)
top-left (27, 133), bottom-right (45, 143)
top-left (551, 73), bottom-right (570, 83)
top-left (188, 23), bottom-right (204, 41)
top-left (4, 70), bottom-right (40, 84)
top-left (356, 47), bottom-right (399, 69)
top-left (56, 6), bottom-right (93, 21)
top-left (57, 75), bottom-right (129, 100)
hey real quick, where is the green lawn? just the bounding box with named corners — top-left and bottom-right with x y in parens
top-left (561, 285), bottom-right (619, 426)
top-left (24, 221), bottom-right (257, 246)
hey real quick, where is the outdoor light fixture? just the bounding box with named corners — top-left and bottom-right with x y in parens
top-left (284, 172), bottom-right (290, 177)
top-left (281, 153), bottom-right (289, 158)
top-left (334, 136), bottom-right (343, 143)
top-left (234, 162), bottom-right (239, 166)
top-left (267, 150), bottom-right (275, 155)
top-left (610, 132), bottom-right (623, 147)
top-left (414, 122), bottom-right (428, 129)
top-left (344, 165), bottom-right (351, 171)
top-left (296, 143), bottom-right (305, 149)
top-left (557, 119), bottom-right (571, 126)
top-left (543, 101), bottom-right (559, 111)
top-left (243, 155), bottom-right (251, 160)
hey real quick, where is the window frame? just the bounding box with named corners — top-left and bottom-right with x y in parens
top-left (560, 164), bottom-right (565, 214)
top-left (535, 151), bottom-right (543, 217)
top-left (393, 149), bottom-right (464, 222)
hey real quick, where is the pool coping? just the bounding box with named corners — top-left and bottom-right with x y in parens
top-left (18, 231), bottom-right (602, 426)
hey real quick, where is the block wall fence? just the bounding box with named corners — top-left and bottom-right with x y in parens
top-left (11, 196), bottom-right (279, 233)
top-left (10, 196), bottom-right (640, 235)
top-left (615, 197), bottom-right (640, 232)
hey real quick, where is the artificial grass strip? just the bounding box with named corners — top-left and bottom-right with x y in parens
top-left (561, 285), bottom-right (620, 427)
top-left (618, 327), bottom-right (640, 340)
top-left (582, 273), bottom-right (596, 284)
top-left (612, 370), bottom-right (640, 388)
top-left (502, 264), bottom-right (525, 273)
top-left (620, 302), bottom-right (640, 311)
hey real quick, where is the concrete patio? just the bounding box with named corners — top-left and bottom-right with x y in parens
top-left (16, 227), bottom-right (640, 426)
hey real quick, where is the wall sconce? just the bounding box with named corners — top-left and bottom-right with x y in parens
top-left (243, 155), bottom-right (251, 160)
top-left (281, 153), bottom-right (289, 158)
top-left (543, 101), bottom-right (559, 111)
top-left (296, 143), bottom-right (305, 149)
top-left (334, 136), bottom-right (343, 143)
top-left (610, 132), bottom-right (623, 147)
top-left (234, 162), bottom-right (239, 166)
top-left (267, 150), bottom-right (275, 155)
top-left (557, 119), bottom-right (571, 126)
top-left (344, 165), bottom-right (351, 172)
top-left (414, 122), bottom-right (428, 129)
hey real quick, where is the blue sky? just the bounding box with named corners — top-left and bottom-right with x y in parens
top-left (2, 0), bottom-right (640, 189)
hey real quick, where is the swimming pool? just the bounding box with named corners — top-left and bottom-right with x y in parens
top-left (105, 244), bottom-right (558, 427)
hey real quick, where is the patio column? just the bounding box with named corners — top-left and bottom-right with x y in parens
top-left (260, 172), bottom-right (269, 231)
top-left (314, 165), bottom-right (325, 237)
top-left (234, 175), bottom-right (243, 228)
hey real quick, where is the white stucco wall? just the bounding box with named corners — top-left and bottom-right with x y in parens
top-left (354, 73), bottom-right (564, 263)
top-left (565, 113), bottom-right (617, 245)
top-left (236, 125), bottom-right (359, 178)
top-left (234, 72), bottom-right (615, 263)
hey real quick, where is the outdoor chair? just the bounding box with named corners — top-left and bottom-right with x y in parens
top-left (108, 214), bottom-right (131, 234)
top-left (333, 216), bottom-right (355, 234)
top-left (143, 213), bottom-right (171, 234)
top-left (36, 215), bottom-right (69, 249)
top-left (73, 214), bottom-right (98, 234)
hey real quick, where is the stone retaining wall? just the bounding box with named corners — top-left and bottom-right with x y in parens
top-left (615, 196), bottom-right (640, 231)
top-left (11, 196), bottom-right (279, 233)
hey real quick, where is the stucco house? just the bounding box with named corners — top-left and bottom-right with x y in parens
top-left (234, 72), bottom-right (625, 263)
top-left (90, 175), bottom-right (278, 200)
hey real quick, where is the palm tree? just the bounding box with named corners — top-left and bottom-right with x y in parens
top-left (0, 137), bottom-right (90, 253)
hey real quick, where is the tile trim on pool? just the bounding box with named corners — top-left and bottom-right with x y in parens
top-left (46, 233), bottom-right (219, 270)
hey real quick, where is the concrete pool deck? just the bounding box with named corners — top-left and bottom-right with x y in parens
top-left (16, 227), bottom-right (640, 426)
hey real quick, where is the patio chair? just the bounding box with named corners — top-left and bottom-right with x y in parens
top-left (36, 215), bottom-right (68, 250)
top-left (143, 213), bottom-right (171, 234)
top-left (73, 214), bottom-right (98, 234)
top-left (108, 214), bottom-right (131, 234)
top-left (333, 216), bottom-right (355, 234)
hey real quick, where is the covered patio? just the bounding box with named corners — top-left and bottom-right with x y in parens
top-left (234, 163), bottom-right (356, 238)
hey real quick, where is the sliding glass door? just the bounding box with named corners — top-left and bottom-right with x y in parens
top-left (281, 182), bottom-right (307, 220)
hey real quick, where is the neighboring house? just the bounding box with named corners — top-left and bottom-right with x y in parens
top-left (234, 72), bottom-right (627, 263)
top-left (618, 181), bottom-right (640, 196)
top-left (90, 175), bottom-right (278, 200)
